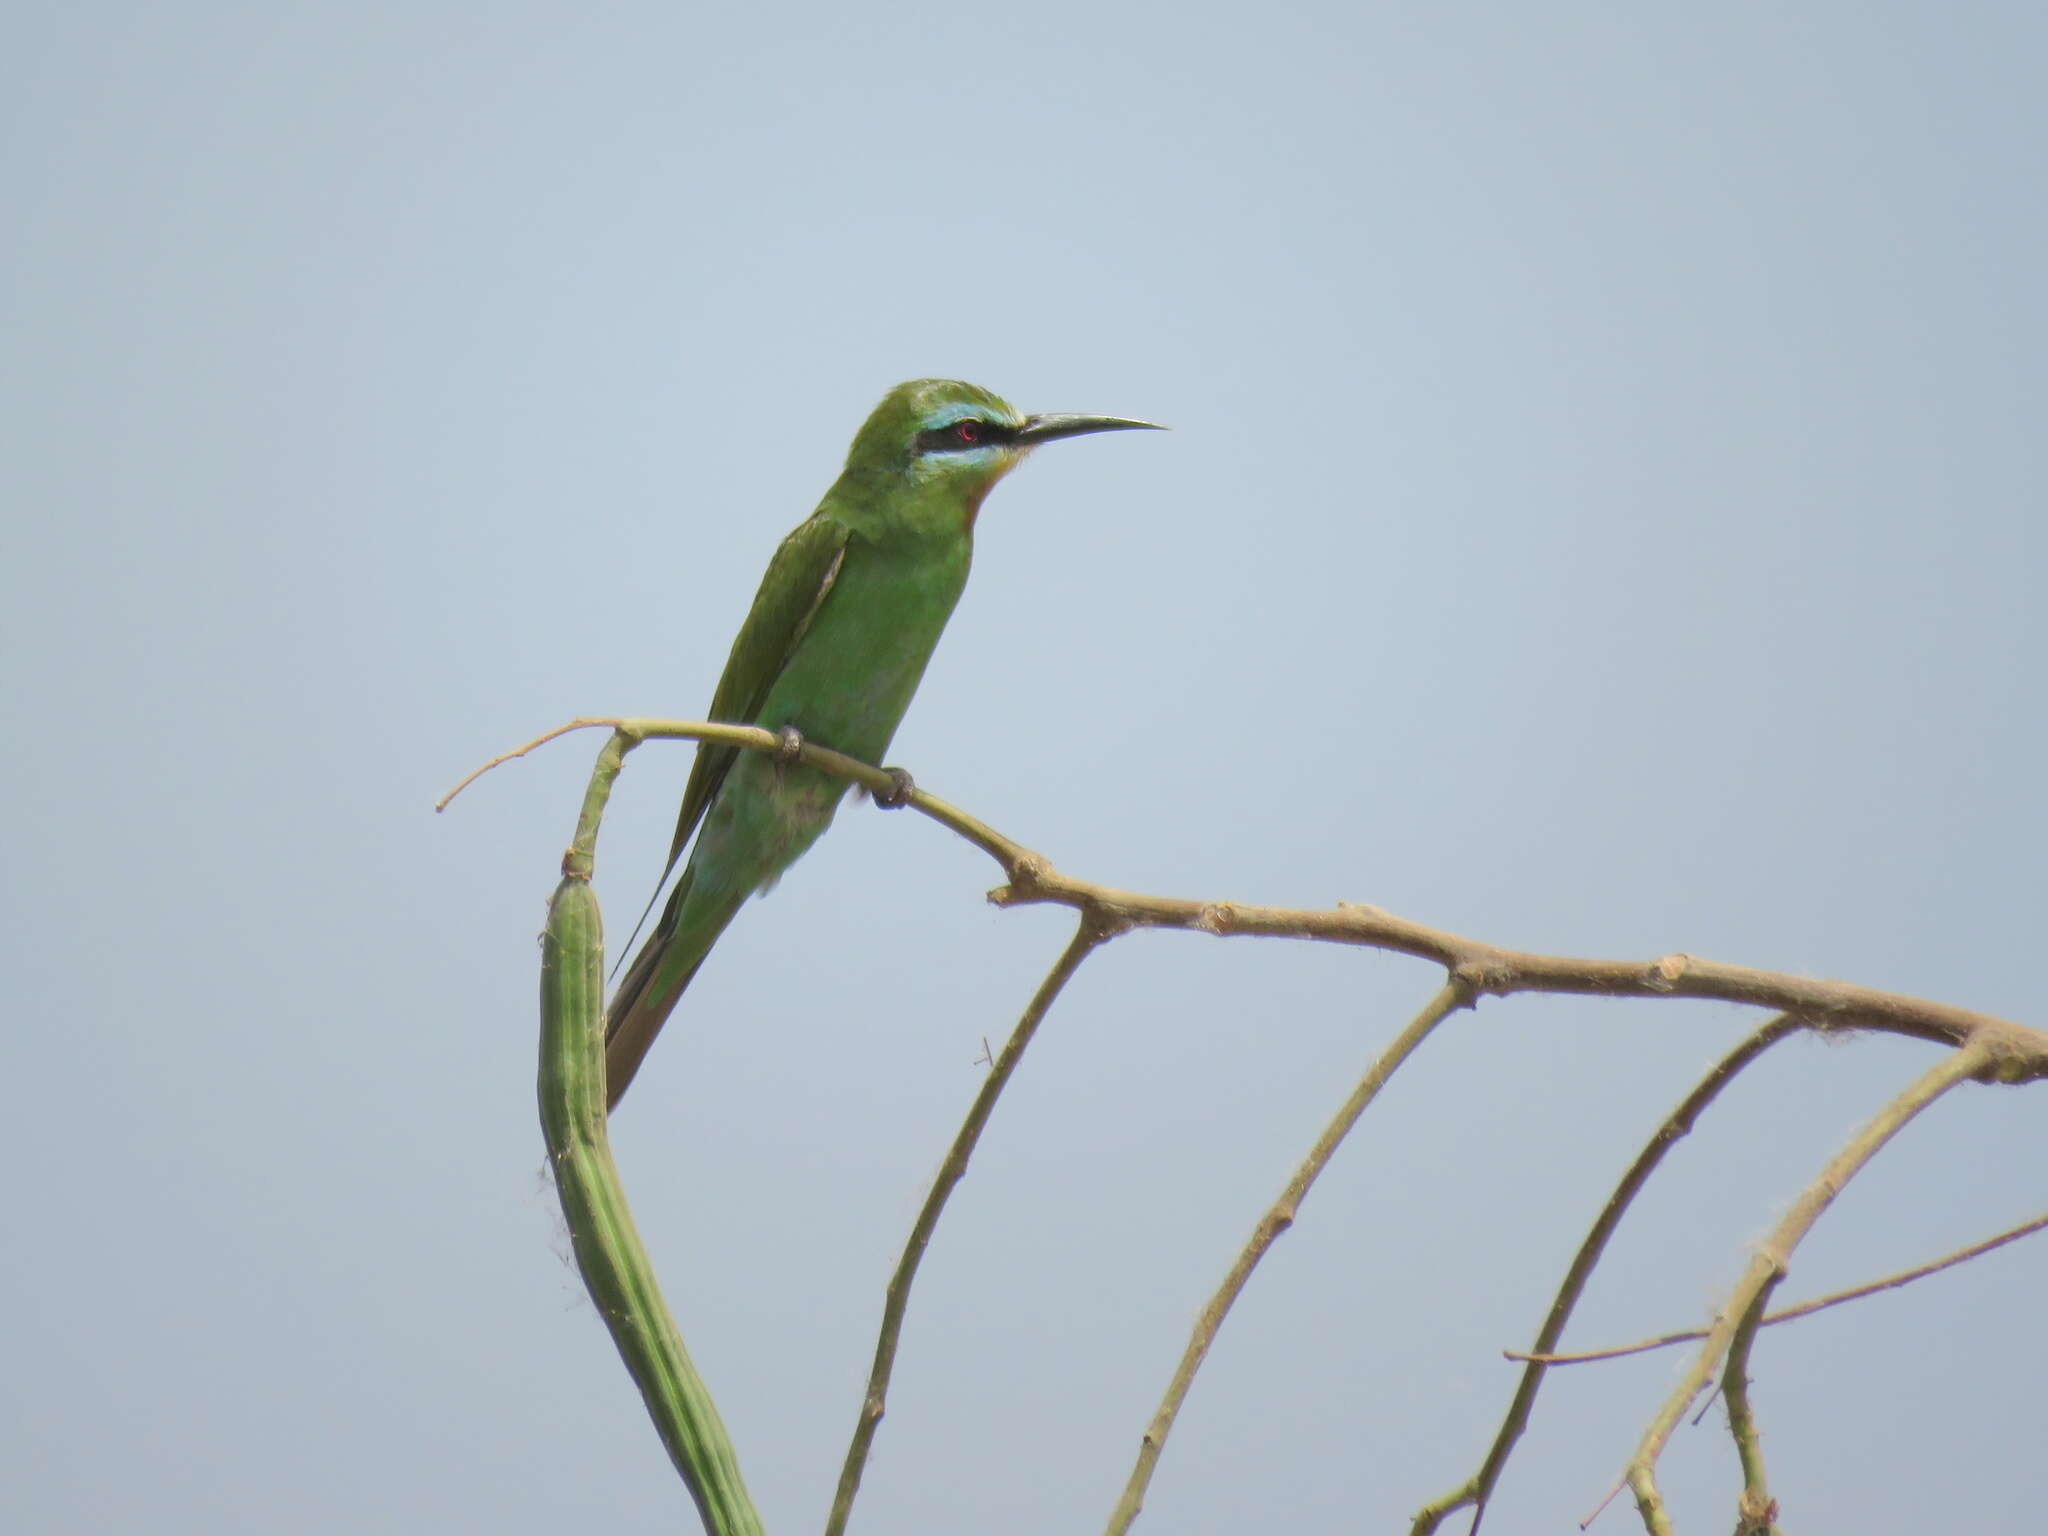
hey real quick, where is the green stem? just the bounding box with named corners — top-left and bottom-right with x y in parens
top-left (539, 729), bottom-right (763, 1536)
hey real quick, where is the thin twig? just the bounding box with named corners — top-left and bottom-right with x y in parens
top-left (825, 915), bottom-right (1117, 1536)
top-left (438, 716), bottom-right (630, 810)
top-left (1622, 1041), bottom-right (1993, 1531)
top-left (1107, 978), bottom-right (1474, 1536)
top-left (1510, 1208), bottom-right (2048, 1366)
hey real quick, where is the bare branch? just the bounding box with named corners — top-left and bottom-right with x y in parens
top-left (827, 916), bottom-right (1116, 1536)
top-left (993, 876), bottom-right (2039, 1067)
top-left (1414, 1015), bottom-right (1804, 1536)
top-left (1721, 1283), bottom-right (1781, 1535)
top-left (1623, 1041), bottom-right (1993, 1530)
top-left (1109, 978), bottom-right (1474, 1536)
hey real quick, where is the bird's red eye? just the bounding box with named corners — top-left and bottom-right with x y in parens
top-left (954, 419), bottom-right (981, 444)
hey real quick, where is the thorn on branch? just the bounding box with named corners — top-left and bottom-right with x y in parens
top-left (1689, 1383), bottom-right (1722, 1427)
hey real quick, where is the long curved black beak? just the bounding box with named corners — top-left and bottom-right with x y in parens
top-left (1016, 412), bottom-right (1167, 445)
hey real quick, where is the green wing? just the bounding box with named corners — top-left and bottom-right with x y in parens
top-left (665, 508), bottom-right (850, 869)
top-left (610, 508), bottom-right (850, 976)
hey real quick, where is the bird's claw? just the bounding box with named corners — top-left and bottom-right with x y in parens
top-left (875, 766), bottom-right (916, 809)
top-left (775, 725), bottom-right (805, 762)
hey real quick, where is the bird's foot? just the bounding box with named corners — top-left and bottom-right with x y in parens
top-left (874, 766), bottom-right (916, 809)
top-left (774, 724), bottom-right (805, 762)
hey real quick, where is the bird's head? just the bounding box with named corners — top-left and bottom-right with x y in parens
top-left (843, 379), bottom-right (1162, 522)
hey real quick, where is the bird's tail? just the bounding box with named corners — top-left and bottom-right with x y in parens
top-left (602, 867), bottom-right (748, 1110)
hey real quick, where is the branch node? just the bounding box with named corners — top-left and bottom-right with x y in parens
top-left (1451, 958), bottom-right (1509, 996)
top-left (1973, 1023), bottom-right (2048, 1083)
top-left (988, 850), bottom-right (1059, 910)
top-left (1007, 849), bottom-right (1053, 891)
top-left (1078, 903), bottom-right (1135, 944)
top-left (1646, 953), bottom-right (1691, 990)
top-left (1736, 1490), bottom-right (1779, 1534)
top-left (1196, 901), bottom-right (1235, 935)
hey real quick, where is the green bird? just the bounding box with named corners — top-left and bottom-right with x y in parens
top-left (604, 379), bottom-right (1161, 1109)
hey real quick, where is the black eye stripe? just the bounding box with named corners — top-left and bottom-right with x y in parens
top-left (915, 419), bottom-right (1019, 456)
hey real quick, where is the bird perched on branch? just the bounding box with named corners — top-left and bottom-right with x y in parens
top-left (603, 379), bottom-right (1162, 1109)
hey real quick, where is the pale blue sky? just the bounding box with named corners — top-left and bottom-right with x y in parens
top-left (4, 4), bottom-right (2042, 1532)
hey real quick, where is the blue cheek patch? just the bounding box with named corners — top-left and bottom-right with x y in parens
top-left (911, 444), bottom-right (1007, 479)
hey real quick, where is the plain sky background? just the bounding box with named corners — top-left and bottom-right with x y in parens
top-left (4, 4), bottom-right (2042, 1532)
